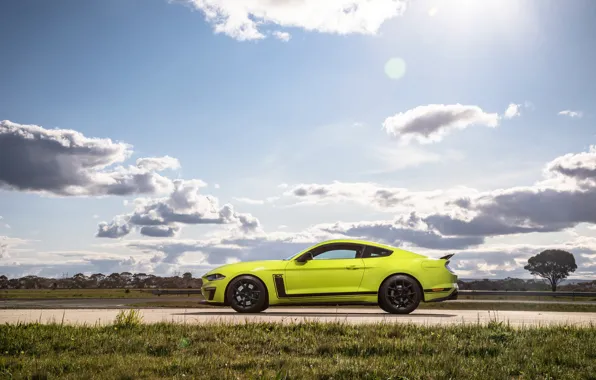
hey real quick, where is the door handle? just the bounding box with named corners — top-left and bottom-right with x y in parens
top-left (345, 265), bottom-right (361, 270)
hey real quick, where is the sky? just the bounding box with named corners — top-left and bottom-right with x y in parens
top-left (1, 0), bottom-right (596, 279)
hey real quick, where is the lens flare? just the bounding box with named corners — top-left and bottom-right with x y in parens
top-left (384, 58), bottom-right (407, 80)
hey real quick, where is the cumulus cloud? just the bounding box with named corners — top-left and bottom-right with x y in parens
top-left (0, 120), bottom-right (175, 196)
top-left (558, 110), bottom-right (583, 119)
top-left (282, 181), bottom-right (478, 213)
top-left (96, 217), bottom-right (132, 238)
top-left (504, 103), bottom-right (521, 119)
top-left (176, 0), bottom-right (408, 41)
top-left (272, 31), bottom-right (291, 41)
top-left (139, 225), bottom-right (180, 238)
top-left (382, 104), bottom-right (500, 144)
top-left (271, 145), bottom-right (596, 248)
top-left (409, 146), bottom-right (596, 239)
top-left (97, 179), bottom-right (261, 238)
top-left (320, 214), bottom-right (485, 250)
top-left (544, 145), bottom-right (596, 188)
top-left (136, 156), bottom-right (181, 172)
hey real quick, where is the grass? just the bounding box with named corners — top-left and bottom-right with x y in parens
top-left (0, 289), bottom-right (200, 299)
top-left (114, 309), bottom-right (144, 328)
top-left (1, 319), bottom-right (596, 379)
top-left (127, 300), bottom-right (596, 313)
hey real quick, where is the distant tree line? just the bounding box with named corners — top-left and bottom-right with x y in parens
top-left (458, 277), bottom-right (596, 292)
top-left (0, 272), bottom-right (203, 290)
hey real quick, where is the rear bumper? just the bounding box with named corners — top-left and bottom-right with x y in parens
top-left (425, 289), bottom-right (458, 303)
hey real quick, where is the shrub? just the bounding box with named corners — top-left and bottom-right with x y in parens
top-left (114, 309), bottom-right (143, 328)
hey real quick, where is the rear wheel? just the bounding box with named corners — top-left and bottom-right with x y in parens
top-left (378, 274), bottom-right (422, 314)
top-left (226, 275), bottom-right (268, 313)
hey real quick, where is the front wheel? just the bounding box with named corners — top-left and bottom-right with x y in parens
top-left (378, 274), bottom-right (422, 314)
top-left (226, 275), bottom-right (268, 313)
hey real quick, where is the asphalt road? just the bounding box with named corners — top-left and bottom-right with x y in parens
top-left (1, 298), bottom-right (595, 309)
top-left (2, 307), bottom-right (596, 326)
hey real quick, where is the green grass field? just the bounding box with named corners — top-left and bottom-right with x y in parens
top-left (1, 319), bottom-right (595, 379)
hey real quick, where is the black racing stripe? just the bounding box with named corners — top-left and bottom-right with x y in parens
top-left (273, 274), bottom-right (376, 298)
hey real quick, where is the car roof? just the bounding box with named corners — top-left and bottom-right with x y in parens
top-left (315, 239), bottom-right (397, 250)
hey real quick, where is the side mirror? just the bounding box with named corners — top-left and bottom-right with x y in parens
top-left (296, 251), bottom-right (313, 263)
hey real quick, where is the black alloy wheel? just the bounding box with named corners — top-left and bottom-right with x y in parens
top-left (378, 274), bottom-right (422, 314)
top-left (226, 275), bottom-right (268, 313)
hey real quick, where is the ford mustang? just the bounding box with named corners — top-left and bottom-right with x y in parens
top-left (201, 239), bottom-right (458, 314)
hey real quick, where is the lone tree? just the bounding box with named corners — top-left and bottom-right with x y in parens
top-left (524, 249), bottom-right (577, 292)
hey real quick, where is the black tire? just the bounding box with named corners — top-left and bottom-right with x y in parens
top-left (226, 275), bottom-right (268, 313)
top-left (378, 302), bottom-right (392, 313)
top-left (378, 274), bottom-right (422, 314)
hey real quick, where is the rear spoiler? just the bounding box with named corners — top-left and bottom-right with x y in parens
top-left (439, 253), bottom-right (455, 261)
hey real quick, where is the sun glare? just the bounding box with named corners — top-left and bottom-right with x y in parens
top-left (426, 0), bottom-right (527, 40)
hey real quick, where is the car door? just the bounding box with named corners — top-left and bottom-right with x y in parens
top-left (358, 244), bottom-right (397, 292)
top-left (284, 243), bottom-right (366, 295)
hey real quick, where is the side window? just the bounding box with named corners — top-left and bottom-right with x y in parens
top-left (310, 244), bottom-right (363, 260)
top-left (314, 249), bottom-right (358, 260)
top-left (363, 246), bottom-right (393, 258)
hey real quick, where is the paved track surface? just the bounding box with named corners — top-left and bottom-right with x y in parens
top-left (2, 298), bottom-right (595, 309)
top-left (2, 308), bottom-right (596, 327)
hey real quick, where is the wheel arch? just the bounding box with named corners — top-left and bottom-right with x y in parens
top-left (223, 273), bottom-right (270, 307)
top-left (377, 272), bottom-right (424, 303)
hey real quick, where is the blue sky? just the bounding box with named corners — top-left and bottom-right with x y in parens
top-left (1, 0), bottom-right (596, 279)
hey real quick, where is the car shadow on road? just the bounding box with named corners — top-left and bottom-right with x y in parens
top-left (172, 311), bottom-right (457, 318)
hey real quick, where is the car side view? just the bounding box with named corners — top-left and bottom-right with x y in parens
top-left (201, 239), bottom-right (458, 314)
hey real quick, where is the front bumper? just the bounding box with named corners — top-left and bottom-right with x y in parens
top-left (201, 286), bottom-right (217, 301)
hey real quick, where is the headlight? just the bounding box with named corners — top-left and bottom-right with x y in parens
top-left (205, 273), bottom-right (226, 281)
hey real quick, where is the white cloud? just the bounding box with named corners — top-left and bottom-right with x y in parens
top-left (272, 31), bottom-right (291, 42)
top-left (282, 180), bottom-right (478, 212)
top-left (136, 156), bottom-right (181, 172)
top-left (383, 104), bottom-right (500, 144)
top-left (96, 216), bottom-right (131, 239)
top-left (0, 236), bottom-right (29, 260)
top-left (233, 197), bottom-right (266, 205)
top-left (0, 120), bottom-right (175, 197)
top-left (177, 0), bottom-right (408, 41)
top-left (558, 110), bottom-right (583, 119)
top-left (271, 145), bottom-right (596, 249)
top-left (504, 103), bottom-right (521, 119)
top-left (97, 179), bottom-right (261, 238)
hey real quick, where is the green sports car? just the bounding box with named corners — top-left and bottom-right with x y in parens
top-left (201, 239), bottom-right (458, 314)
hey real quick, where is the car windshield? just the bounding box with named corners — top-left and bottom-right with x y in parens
top-left (282, 253), bottom-right (297, 261)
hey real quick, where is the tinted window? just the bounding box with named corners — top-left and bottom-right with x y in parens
top-left (363, 246), bottom-right (393, 258)
top-left (314, 249), bottom-right (358, 260)
top-left (308, 243), bottom-right (363, 260)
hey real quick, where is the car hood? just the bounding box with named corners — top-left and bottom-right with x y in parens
top-left (203, 259), bottom-right (285, 277)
